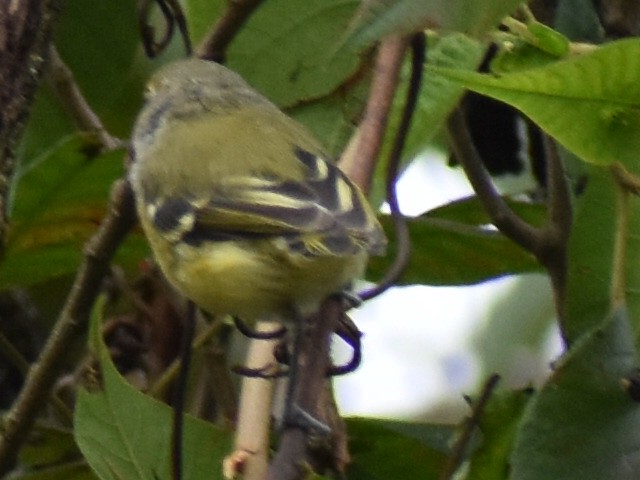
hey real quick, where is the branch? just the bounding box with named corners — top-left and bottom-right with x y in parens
top-left (360, 33), bottom-right (425, 301)
top-left (225, 321), bottom-right (281, 480)
top-left (0, 179), bottom-right (137, 475)
top-left (266, 297), bottom-right (343, 480)
top-left (338, 36), bottom-right (407, 193)
top-left (439, 374), bottom-right (501, 480)
top-left (196, 0), bottom-right (266, 63)
top-left (0, 0), bottom-right (61, 257)
top-left (447, 108), bottom-right (541, 252)
top-left (447, 108), bottom-right (573, 328)
top-left (48, 46), bottom-right (121, 151)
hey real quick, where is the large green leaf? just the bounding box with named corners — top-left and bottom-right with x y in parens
top-left (509, 307), bottom-right (640, 480)
top-left (75, 306), bottom-right (233, 480)
top-left (428, 38), bottom-right (640, 167)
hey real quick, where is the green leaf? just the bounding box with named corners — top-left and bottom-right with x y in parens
top-left (75, 305), bottom-right (233, 480)
top-left (368, 204), bottom-right (542, 286)
top-left (428, 38), bottom-right (640, 167)
top-left (344, 0), bottom-right (522, 49)
top-left (345, 417), bottom-right (453, 479)
top-left (225, 0), bottom-right (361, 108)
top-left (1, 136), bottom-right (124, 288)
top-left (526, 21), bottom-right (570, 57)
top-left (564, 166), bottom-right (640, 343)
top-left (510, 307), bottom-right (640, 480)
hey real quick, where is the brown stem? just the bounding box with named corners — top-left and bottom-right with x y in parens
top-left (360, 33), bottom-right (425, 301)
top-left (48, 46), bottom-right (121, 151)
top-left (0, 179), bottom-right (137, 475)
top-left (266, 297), bottom-right (343, 480)
top-left (439, 374), bottom-right (501, 480)
top-left (0, 0), bottom-right (61, 258)
top-left (196, 0), bottom-right (266, 63)
top-left (447, 108), bottom-right (573, 333)
top-left (339, 36), bottom-right (407, 193)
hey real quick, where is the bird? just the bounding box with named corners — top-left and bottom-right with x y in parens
top-left (128, 58), bottom-right (386, 326)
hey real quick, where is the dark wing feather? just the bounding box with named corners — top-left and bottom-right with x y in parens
top-left (150, 147), bottom-right (386, 256)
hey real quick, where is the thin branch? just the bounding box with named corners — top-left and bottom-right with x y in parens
top-left (360, 33), bottom-right (425, 301)
top-left (226, 321), bottom-right (281, 480)
top-left (0, 179), bottom-right (137, 475)
top-left (266, 297), bottom-right (344, 480)
top-left (48, 46), bottom-right (121, 151)
top-left (172, 302), bottom-right (196, 480)
top-left (196, 0), bottom-right (266, 63)
top-left (439, 374), bottom-right (501, 480)
top-left (609, 162), bottom-right (640, 310)
top-left (539, 135), bottom-right (572, 321)
top-left (339, 36), bottom-right (407, 193)
top-left (0, 0), bottom-right (60, 257)
top-left (447, 108), bottom-right (541, 252)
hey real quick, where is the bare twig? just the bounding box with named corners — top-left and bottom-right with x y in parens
top-left (338, 36), bottom-right (407, 192)
top-left (48, 46), bottom-right (121, 151)
top-left (266, 297), bottom-right (344, 480)
top-left (196, 0), bottom-right (266, 63)
top-left (0, 0), bottom-right (60, 257)
top-left (439, 374), bottom-right (501, 480)
top-left (447, 108), bottom-right (573, 331)
top-left (360, 33), bottom-right (425, 301)
top-left (447, 108), bottom-right (540, 252)
top-left (226, 321), bottom-right (281, 480)
top-left (0, 179), bottom-right (137, 475)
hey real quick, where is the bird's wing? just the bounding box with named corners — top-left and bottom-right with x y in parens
top-left (149, 146), bottom-right (385, 256)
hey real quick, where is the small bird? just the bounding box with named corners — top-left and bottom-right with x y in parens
top-left (129, 59), bottom-right (386, 325)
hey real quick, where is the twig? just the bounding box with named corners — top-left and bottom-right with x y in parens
top-left (360, 33), bottom-right (425, 301)
top-left (439, 374), bottom-right (501, 480)
top-left (447, 108), bottom-right (540, 252)
top-left (196, 0), bottom-right (266, 63)
top-left (609, 163), bottom-right (640, 310)
top-left (48, 46), bottom-right (121, 151)
top-left (172, 302), bottom-right (196, 480)
top-left (447, 108), bottom-right (573, 334)
top-left (226, 321), bottom-right (281, 480)
top-left (0, 179), bottom-right (137, 475)
top-left (0, 0), bottom-right (60, 257)
top-left (266, 297), bottom-right (343, 480)
top-left (338, 36), bottom-right (407, 193)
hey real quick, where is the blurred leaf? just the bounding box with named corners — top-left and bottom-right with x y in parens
top-left (465, 389), bottom-right (533, 480)
top-left (425, 195), bottom-right (548, 229)
top-left (369, 210), bottom-right (542, 286)
top-left (428, 38), bottom-right (640, 167)
top-left (510, 307), bottom-right (640, 480)
top-left (1, 136), bottom-right (124, 288)
top-left (7, 423), bottom-right (96, 480)
top-left (75, 304), bottom-right (233, 480)
top-left (343, 0), bottom-right (522, 50)
top-left (346, 417), bottom-right (453, 479)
